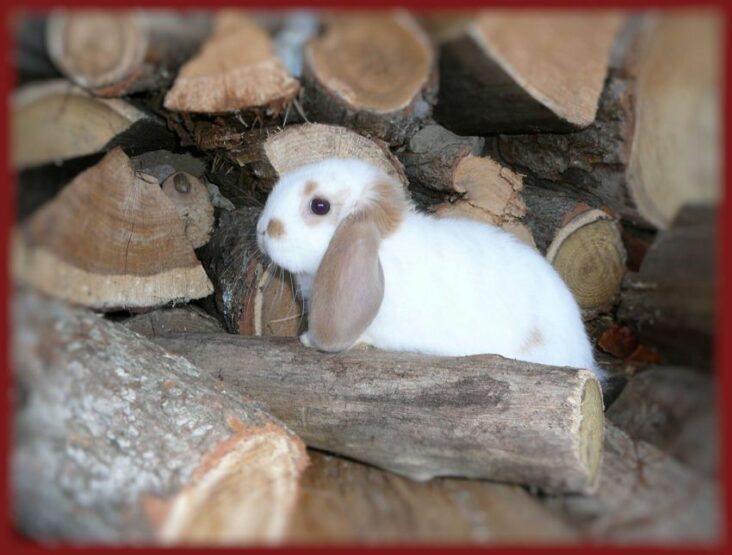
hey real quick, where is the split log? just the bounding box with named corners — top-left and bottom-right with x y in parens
top-left (12, 289), bottom-right (307, 544)
top-left (154, 334), bottom-right (605, 494)
top-left (121, 306), bottom-right (224, 337)
top-left (11, 80), bottom-right (174, 169)
top-left (198, 206), bottom-right (303, 336)
top-left (618, 204), bottom-right (716, 369)
top-left (625, 13), bottom-right (722, 228)
top-left (287, 450), bottom-right (578, 544)
top-left (302, 12), bottom-right (436, 144)
top-left (46, 10), bottom-right (211, 97)
top-left (433, 11), bottom-right (622, 134)
top-left (224, 123), bottom-right (408, 199)
top-left (494, 13), bottom-right (721, 230)
top-left (546, 424), bottom-right (719, 543)
top-left (12, 148), bottom-right (213, 311)
top-left (606, 367), bottom-right (716, 478)
top-left (161, 172), bottom-right (214, 249)
top-left (164, 11), bottom-right (299, 114)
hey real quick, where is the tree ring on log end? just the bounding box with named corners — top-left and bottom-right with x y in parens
top-left (578, 376), bottom-right (604, 493)
top-left (47, 10), bottom-right (148, 91)
top-left (262, 123), bottom-right (408, 187)
top-left (546, 209), bottom-right (626, 312)
top-left (305, 13), bottom-right (433, 113)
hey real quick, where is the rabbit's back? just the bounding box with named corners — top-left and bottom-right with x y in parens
top-left (365, 212), bottom-right (596, 371)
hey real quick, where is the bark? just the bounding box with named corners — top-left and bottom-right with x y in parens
top-left (197, 206), bottom-right (303, 336)
top-left (617, 204), bottom-right (716, 369)
top-left (153, 333), bottom-right (605, 494)
top-left (287, 450), bottom-right (579, 544)
top-left (12, 289), bottom-right (307, 544)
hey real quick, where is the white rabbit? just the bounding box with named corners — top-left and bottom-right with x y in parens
top-left (256, 158), bottom-right (604, 379)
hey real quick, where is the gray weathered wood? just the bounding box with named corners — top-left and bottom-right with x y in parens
top-left (13, 289), bottom-right (307, 544)
top-left (618, 204), bottom-right (716, 369)
top-left (153, 333), bottom-right (605, 494)
top-left (606, 366), bottom-right (716, 478)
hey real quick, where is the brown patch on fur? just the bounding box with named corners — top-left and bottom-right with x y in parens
top-left (266, 218), bottom-right (285, 239)
top-left (355, 180), bottom-right (409, 236)
top-left (520, 326), bottom-right (544, 353)
top-left (304, 180), bottom-right (318, 196)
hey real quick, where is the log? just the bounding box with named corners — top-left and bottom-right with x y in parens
top-left (301, 12), bottom-right (436, 145)
top-left (164, 11), bottom-right (299, 114)
top-left (198, 206), bottom-right (303, 336)
top-left (618, 204), bottom-right (716, 369)
top-left (12, 148), bottom-right (213, 311)
top-left (543, 207), bottom-right (626, 315)
top-left (494, 13), bottom-right (721, 230)
top-left (153, 333), bottom-right (605, 494)
top-left (625, 13), bottom-right (722, 228)
top-left (11, 79), bottom-right (175, 169)
top-left (46, 10), bottom-right (211, 97)
top-left (286, 450), bottom-right (578, 544)
top-left (12, 289), bottom-right (307, 544)
top-left (225, 122), bottom-right (408, 198)
top-left (433, 11), bottom-right (622, 134)
top-left (605, 367), bottom-right (716, 478)
top-left (546, 424), bottom-right (719, 542)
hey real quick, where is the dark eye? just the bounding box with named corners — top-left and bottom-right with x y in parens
top-left (310, 197), bottom-right (330, 216)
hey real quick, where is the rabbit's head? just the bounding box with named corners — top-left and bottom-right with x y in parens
top-left (257, 158), bottom-right (409, 350)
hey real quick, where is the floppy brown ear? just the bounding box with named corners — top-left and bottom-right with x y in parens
top-left (307, 216), bottom-right (384, 352)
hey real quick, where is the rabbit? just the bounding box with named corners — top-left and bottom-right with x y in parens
top-left (256, 158), bottom-right (604, 379)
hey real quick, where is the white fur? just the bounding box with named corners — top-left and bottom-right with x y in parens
top-left (257, 158), bottom-right (603, 378)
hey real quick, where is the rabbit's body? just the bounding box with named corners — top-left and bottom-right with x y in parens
top-left (298, 211), bottom-right (596, 371)
top-left (257, 158), bottom-right (602, 378)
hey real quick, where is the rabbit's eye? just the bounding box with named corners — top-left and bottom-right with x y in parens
top-left (310, 197), bottom-right (331, 216)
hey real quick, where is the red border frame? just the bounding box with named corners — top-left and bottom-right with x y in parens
top-left (1, 1), bottom-right (729, 553)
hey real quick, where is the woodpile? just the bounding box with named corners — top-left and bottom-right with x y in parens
top-left (10, 8), bottom-right (720, 546)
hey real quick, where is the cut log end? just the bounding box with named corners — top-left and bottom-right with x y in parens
top-left (46, 11), bottom-right (148, 92)
top-left (579, 376), bottom-right (604, 492)
top-left (302, 12), bottom-right (435, 143)
top-left (158, 423), bottom-right (307, 545)
top-left (435, 12), bottom-right (622, 134)
top-left (547, 209), bottom-right (626, 312)
top-left (164, 12), bottom-right (299, 114)
top-left (13, 148), bottom-right (213, 310)
top-left (11, 80), bottom-right (151, 169)
top-left (250, 123), bottom-right (408, 188)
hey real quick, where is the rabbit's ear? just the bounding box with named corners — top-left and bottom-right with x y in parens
top-left (307, 216), bottom-right (384, 352)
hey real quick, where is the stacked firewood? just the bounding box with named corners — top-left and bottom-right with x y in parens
top-left (10, 9), bottom-right (720, 545)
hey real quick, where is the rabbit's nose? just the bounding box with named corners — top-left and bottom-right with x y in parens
top-left (266, 218), bottom-right (286, 239)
